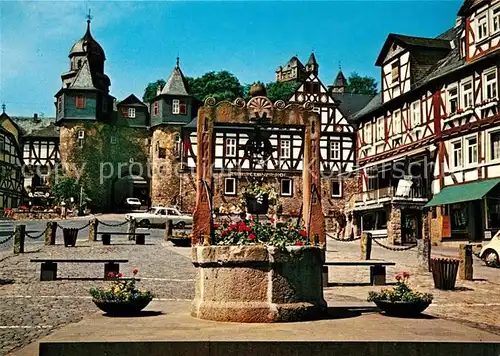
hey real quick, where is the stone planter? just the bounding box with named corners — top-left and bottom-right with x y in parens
top-left (191, 245), bottom-right (327, 323)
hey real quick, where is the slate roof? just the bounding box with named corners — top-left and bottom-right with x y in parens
top-left (117, 94), bottom-right (147, 107)
top-left (10, 117), bottom-right (58, 138)
top-left (332, 93), bottom-right (375, 124)
top-left (352, 23), bottom-right (470, 123)
top-left (160, 63), bottom-right (190, 96)
top-left (332, 71), bottom-right (348, 88)
top-left (458, 0), bottom-right (488, 16)
top-left (306, 53), bottom-right (318, 66)
top-left (69, 21), bottom-right (105, 59)
top-left (281, 56), bottom-right (304, 71)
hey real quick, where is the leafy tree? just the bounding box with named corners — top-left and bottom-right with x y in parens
top-left (143, 79), bottom-right (166, 103)
top-left (265, 81), bottom-right (300, 102)
top-left (185, 71), bottom-right (244, 102)
top-left (346, 73), bottom-right (378, 95)
top-left (49, 170), bottom-right (87, 207)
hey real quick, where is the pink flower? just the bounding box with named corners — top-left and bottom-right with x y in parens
top-left (295, 241), bottom-right (304, 246)
top-left (117, 272), bottom-right (123, 278)
top-left (132, 268), bottom-right (139, 275)
top-left (248, 233), bottom-right (256, 240)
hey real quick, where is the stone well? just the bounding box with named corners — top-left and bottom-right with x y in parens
top-left (191, 245), bottom-right (327, 323)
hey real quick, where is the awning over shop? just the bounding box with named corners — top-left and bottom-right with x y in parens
top-left (424, 178), bottom-right (500, 208)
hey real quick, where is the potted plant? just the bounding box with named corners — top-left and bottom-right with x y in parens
top-left (367, 272), bottom-right (433, 317)
top-left (191, 218), bottom-right (326, 323)
top-left (90, 268), bottom-right (153, 316)
top-left (241, 182), bottom-right (277, 215)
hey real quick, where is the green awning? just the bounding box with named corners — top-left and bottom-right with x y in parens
top-left (425, 178), bottom-right (500, 208)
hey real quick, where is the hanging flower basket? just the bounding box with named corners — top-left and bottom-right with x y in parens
top-left (245, 195), bottom-right (269, 215)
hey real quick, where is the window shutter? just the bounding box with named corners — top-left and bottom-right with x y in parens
top-left (179, 103), bottom-right (186, 115)
top-left (121, 107), bottom-right (128, 117)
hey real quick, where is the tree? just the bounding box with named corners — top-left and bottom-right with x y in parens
top-left (185, 71), bottom-right (244, 102)
top-left (346, 73), bottom-right (378, 95)
top-left (265, 81), bottom-right (300, 102)
top-left (143, 79), bottom-right (166, 103)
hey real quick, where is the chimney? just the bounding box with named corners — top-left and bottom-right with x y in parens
top-left (156, 84), bottom-right (162, 96)
top-left (33, 113), bottom-right (40, 123)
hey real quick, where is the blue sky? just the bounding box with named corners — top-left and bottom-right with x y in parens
top-left (1, 0), bottom-right (462, 117)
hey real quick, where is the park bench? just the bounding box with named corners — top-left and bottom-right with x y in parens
top-left (97, 232), bottom-right (150, 245)
top-left (30, 259), bottom-right (129, 281)
top-left (323, 260), bottom-right (396, 286)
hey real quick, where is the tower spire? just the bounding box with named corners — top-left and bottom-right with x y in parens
top-left (176, 56), bottom-right (180, 68)
top-left (85, 8), bottom-right (92, 33)
top-left (1, 104), bottom-right (5, 114)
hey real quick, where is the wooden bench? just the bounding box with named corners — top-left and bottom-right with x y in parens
top-left (30, 259), bottom-right (129, 281)
top-left (323, 260), bottom-right (396, 286)
top-left (97, 232), bottom-right (150, 245)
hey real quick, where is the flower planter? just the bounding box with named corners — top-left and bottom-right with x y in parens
top-left (191, 245), bottom-right (327, 323)
top-left (92, 296), bottom-right (152, 316)
top-left (169, 237), bottom-right (191, 247)
top-left (62, 228), bottom-right (78, 247)
top-left (374, 300), bottom-right (431, 317)
top-left (246, 196), bottom-right (269, 215)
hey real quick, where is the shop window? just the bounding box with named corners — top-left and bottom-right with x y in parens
top-left (450, 203), bottom-right (468, 232)
top-left (487, 197), bottom-right (500, 229)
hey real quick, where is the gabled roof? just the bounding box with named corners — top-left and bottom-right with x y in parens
top-left (333, 71), bottom-right (348, 88)
top-left (117, 94), bottom-right (147, 107)
top-left (10, 117), bottom-right (57, 137)
top-left (70, 59), bottom-right (97, 90)
top-left (375, 33), bottom-right (451, 66)
top-left (347, 94), bottom-right (382, 122)
top-left (160, 62), bottom-right (189, 96)
top-left (282, 56), bottom-right (304, 71)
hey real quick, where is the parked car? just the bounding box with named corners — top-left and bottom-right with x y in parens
top-left (124, 197), bottom-right (142, 210)
top-left (480, 231), bottom-right (500, 265)
top-left (126, 207), bottom-right (192, 228)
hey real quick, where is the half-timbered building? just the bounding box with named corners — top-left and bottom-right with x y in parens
top-left (178, 55), bottom-right (373, 233)
top-left (353, 0), bottom-right (500, 244)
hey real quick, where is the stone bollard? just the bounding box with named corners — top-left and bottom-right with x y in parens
top-left (360, 232), bottom-right (372, 260)
top-left (44, 221), bottom-right (57, 245)
top-left (88, 218), bottom-right (98, 242)
top-left (459, 244), bottom-right (473, 281)
top-left (127, 217), bottom-right (137, 241)
top-left (164, 219), bottom-right (173, 241)
top-left (13, 225), bottom-right (26, 254)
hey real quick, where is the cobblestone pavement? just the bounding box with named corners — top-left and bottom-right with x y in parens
top-left (2, 229), bottom-right (500, 355)
top-left (324, 238), bottom-right (500, 335)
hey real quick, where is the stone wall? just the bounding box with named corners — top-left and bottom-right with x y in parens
top-left (387, 204), bottom-right (402, 245)
top-left (59, 123), bottom-right (150, 211)
top-left (150, 127), bottom-right (183, 207)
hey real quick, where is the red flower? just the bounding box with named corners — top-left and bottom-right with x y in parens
top-left (213, 223), bottom-right (220, 229)
top-left (132, 268), bottom-right (139, 275)
top-left (299, 230), bottom-right (307, 237)
top-left (295, 241), bottom-right (304, 246)
top-left (107, 272), bottom-right (115, 278)
top-left (238, 222), bottom-right (247, 232)
top-left (248, 233), bottom-right (256, 240)
top-left (229, 223), bottom-right (237, 231)
top-left (117, 272), bottom-right (123, 278)
top-left (269, 217), bottom-right (275, 223)
top-left (403, 271), bottom-right (410, 278)
top-left (395, 274), bottom-right (402, 281)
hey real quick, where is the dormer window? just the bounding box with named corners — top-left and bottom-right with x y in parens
top-left (477, 15), bottom-right (488, 41)
top-left (153, 101), bottom-right (159, 116)
top-left (172, 99), bottom-right (187, 115)
top-left (75, 96), bottom-right (85, 109)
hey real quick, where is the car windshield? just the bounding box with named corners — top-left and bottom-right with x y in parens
top-left (147, 208), bottom-right (157, 214)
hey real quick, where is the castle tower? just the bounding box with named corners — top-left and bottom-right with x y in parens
top-left (150, 58), bottom-right (193, 206)
top-left (305, 52), bottom-right (319, 76)
top-left (55, 16), bottom-right (113, 124)
top-left (330, 70), bottom-right (348, 93)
